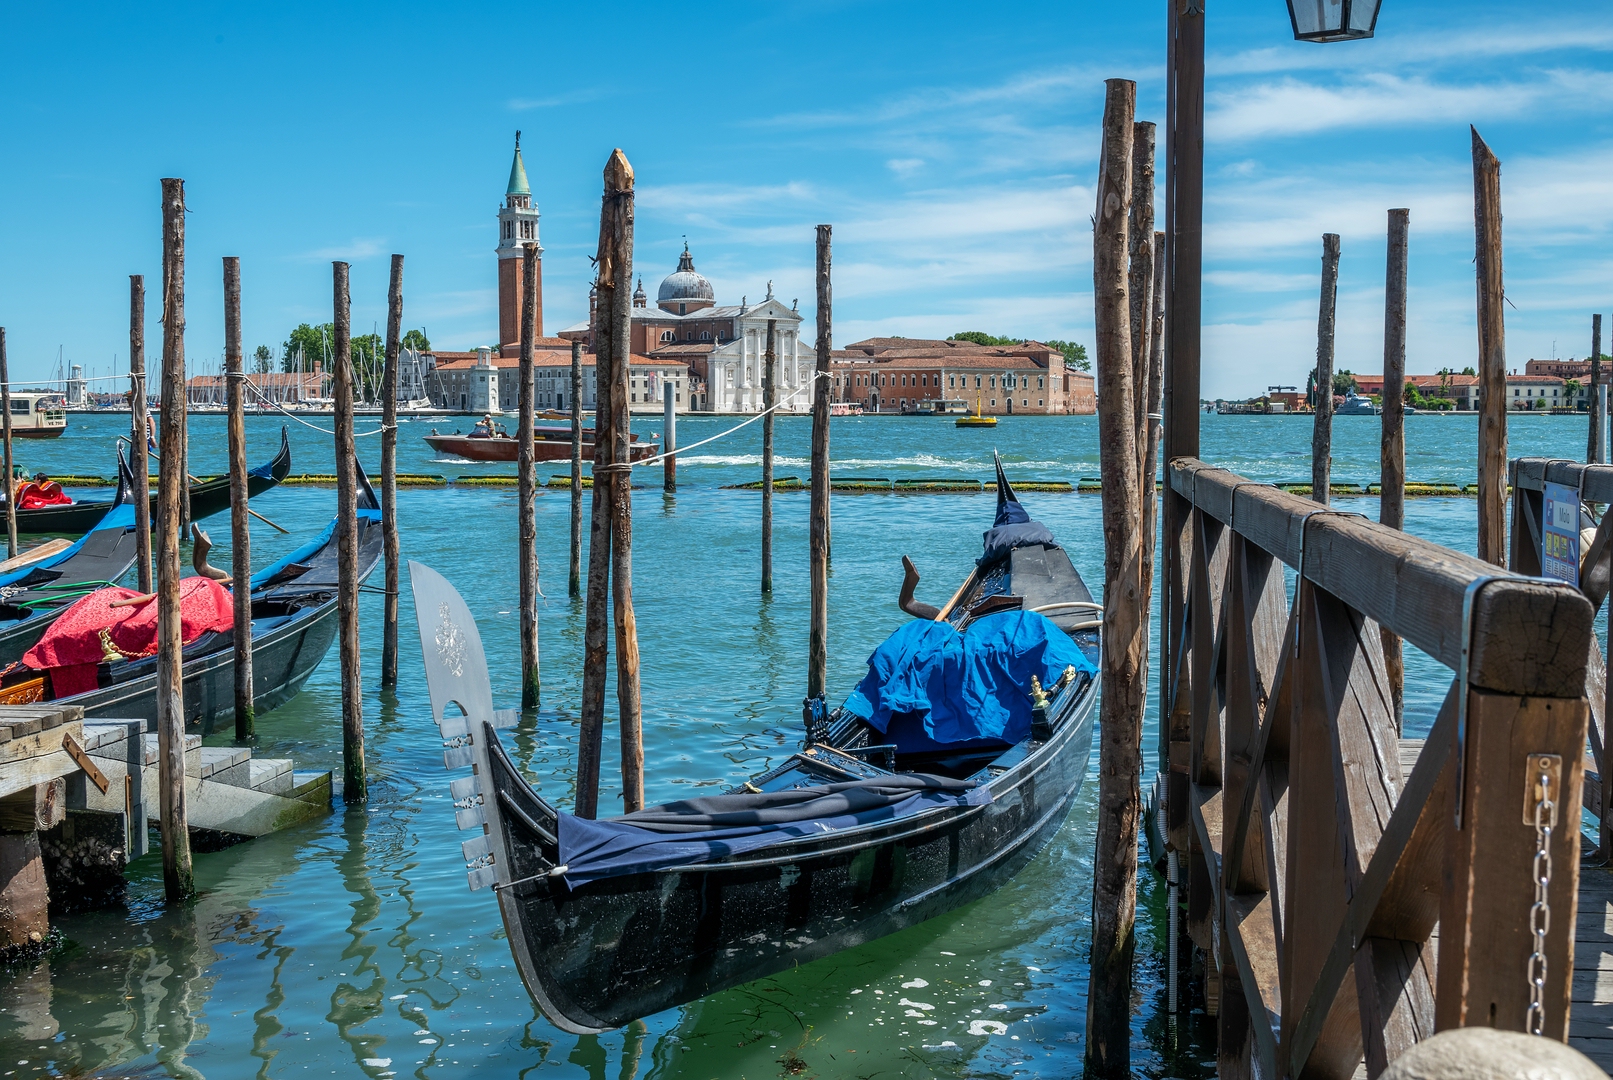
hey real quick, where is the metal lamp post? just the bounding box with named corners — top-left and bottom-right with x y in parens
top-left (1287, 0), bottom-right (1384, 42)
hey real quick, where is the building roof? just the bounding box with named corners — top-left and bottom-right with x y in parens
top-left (432, 349), bottom-right (685, 371)
top-left (657, 244), bottom-right (715, 306)
top-left (508, 135), bottom-right (530, 196)
top-left (1505, 374), bottom-right (1565, 384)
top-left (831, 351), bottom-right (1054, 371)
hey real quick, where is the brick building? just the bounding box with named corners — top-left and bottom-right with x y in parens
top-left (828, 338), bottom-right (1094, 415)
top-left (427, 346), bottom-right (691, 414)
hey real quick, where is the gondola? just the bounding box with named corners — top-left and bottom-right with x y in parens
top-left (410, 457), bottom-right (1101, 1033)
top-left (0, 461), bottom-right (382, 734)
top-left (10, 427), bottom-right (292, 535)
top-left (0, 450), bottom-right (143, 668)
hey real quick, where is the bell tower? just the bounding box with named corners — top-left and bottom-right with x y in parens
top-left (497, 131), bottom-right (543, 351)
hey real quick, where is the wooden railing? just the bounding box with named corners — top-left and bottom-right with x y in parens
top-left (1511, 457), bottom-right (1613, 858)
top-left (1162, 458), bottom-right (1593, 1078)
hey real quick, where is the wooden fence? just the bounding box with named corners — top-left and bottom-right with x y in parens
top-left (1162, 457), bottom-right (1594, 1078)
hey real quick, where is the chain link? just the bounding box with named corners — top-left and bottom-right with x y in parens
top-left (1527, 767), bottom-right (1554, 1036)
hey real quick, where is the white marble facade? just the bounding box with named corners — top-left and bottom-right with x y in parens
top-left (700, 298), bottom-right (814, 413)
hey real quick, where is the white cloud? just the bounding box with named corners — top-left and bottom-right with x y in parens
top-left (292, 237), bottom-right (389, 263)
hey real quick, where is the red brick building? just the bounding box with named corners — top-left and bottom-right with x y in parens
top-left (496, 133), bottom-right (543, 353)
top-left (829, 338), bottom-right (1094, 415)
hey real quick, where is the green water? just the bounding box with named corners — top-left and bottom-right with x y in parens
top-left (0, 410), bottom-right (1591, 1079)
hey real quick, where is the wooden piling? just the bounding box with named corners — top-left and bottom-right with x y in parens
top-left (761, 318), bottom-right (776, 594)
top-left (1380, 209), bottom-right (1409, 730)
top-left (662, 382), bottom-right (676, 493)
top-left (1473, 128), bottom-right (1508, 566)
top-left (157, 178), bottom-right (193, 902)
top-left (518, 242), bottom-right (541, 710)
top-left (603, 151), bottom-right (644, 814)
top-left (569, 340), bottom-right (583, 599)
top-left (808, 226), bottom-right (832, 701)
top-left (1141, 234), bottom-right (1165, 660)
top-left (380, 255), bottom-right (403, 690)
top-left (1591, 314), bottom-right (1603, 465)
top-left (1085, 77), bottom-right (1142, 1080)
top-left (332, 262), bottom-right (365, 803)
top-left (129, 276), bottom-right (152, 592)
top-left (1311, 233), bottom-right (1341, 506)
top-left (1129, 120), bottom-right (1156, 483)
top-left (223, 257), bottom-right (254, 741)
top-left (0, 328), bottom-right (15, 560)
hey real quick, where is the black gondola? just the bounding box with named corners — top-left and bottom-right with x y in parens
top-left (10, 427), bottom-right (292, 536)
top-left (410, 458), bottom-right (1102, 1033)
top-left (0, 461), bottom-right (382, 734)
top-left (0, 450), bottom-right (143, 668)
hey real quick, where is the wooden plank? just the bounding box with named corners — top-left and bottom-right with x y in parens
top-left (1437, 690), bottom-right (1586, 1038)
top-left (1225, 891), bottom-right (1281, 1077)
top-left (1222, 536), bottom-right (1288, 894)
top-left (1171, 460), bottom-right (1593, 698)
top-left (0, 720), bottom-right (84, 766)
top-left (1191, 509), bottom-right (1228, 787)
top-left (0, 538), bottom-right (72, 575)
top-left (0, 778), bottom-right (64, 832)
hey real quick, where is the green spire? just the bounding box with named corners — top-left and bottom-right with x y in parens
top-left (507, 130), bottom-right (530, 196)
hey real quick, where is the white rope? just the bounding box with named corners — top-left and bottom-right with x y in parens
top-left (630, 371), bottom-right (828, 469)
top-left (233, 374), bottom-right (389, 437)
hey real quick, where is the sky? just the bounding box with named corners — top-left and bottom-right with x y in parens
top-left (1, 0), bottom-right (1610, 398)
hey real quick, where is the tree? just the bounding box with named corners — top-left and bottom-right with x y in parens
top-left (402, 329), bottom-right (431, 353)
top-left (282, 323), bottom-right (333, 373)
top-left (948, 331), bottom-right (1019, 346)
top-left (1045, 340), bottom-right (1091, 372)
top-left (1333, 369), bottom-right (1357, 396)
top-left (1461, 366), bottom-right (1476, 376)
top-left (1567, 377), bottom-right (1582, 406)
top-left (253, 345), bottom-right (273, 375)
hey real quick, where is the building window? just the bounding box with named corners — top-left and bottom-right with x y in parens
top-left (990, 376), bottom-right (997, 389)
top-left (1038, 376), bottom-right (1044, 389)
top-left (975, 375), bottom-right (982, 388)
top-left (701, 332), bottom-right (710, 342)
top-left (948, 375), bottom-right (955, 388)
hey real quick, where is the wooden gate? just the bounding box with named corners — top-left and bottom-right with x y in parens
top-left (1162, 458), bottom-right (1593, 1078)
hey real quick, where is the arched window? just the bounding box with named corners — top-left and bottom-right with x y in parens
top-left (701, 332), bottom-right (710, 342)
top-left (660, 330), bottom-right (673, 343)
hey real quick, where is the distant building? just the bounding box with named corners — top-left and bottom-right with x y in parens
top-left (425, 346), bottom-right (689, 414)
top-left (496, 133), bottom-right (543, 353)
top-left (1506, 373), bottom-right (1566, 409)
top-left (827, 338), bottom-right (1092, 415)
top-left (187, 367), bottom-right (331, 406)
top-left (561, 244), bottom-right (812, 413)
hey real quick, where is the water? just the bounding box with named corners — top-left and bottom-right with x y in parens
top-left (0, 409), bottom-right (1592, 1079)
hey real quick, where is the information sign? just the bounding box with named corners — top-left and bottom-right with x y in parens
top-left (1542, 481), bottom-right (1581, 586)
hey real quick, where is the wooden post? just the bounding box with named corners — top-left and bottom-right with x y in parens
top-left (333, 261), bottom-right (365, 803)
top-left (1129, 120), bottom-right (1157, 488)
top-left (1086, 78), bottom-right (1142, 1080)
top-left (223, 257), bottom-right (254, 741)
top-left (157, 177), bottom-right (193, 902)
top-left (1380, 209), bottom-right (1409, 731)
top-left (129, 276), bottom-right (152, 592)
top-left (663, 382), bottom-right (676, 493)
top-left (1141, 234), bottom-right (1165, 666)
top-left (1473, 128), bottom-right (1508, 566)
top-left (1312, 233), bottom-right (1341, 506)
top-left (518, 242), bottom-right (541, 710)
top-left (603, 151), bottom-right (644, 814)
top-left (761, 319), bottom-right (776, 594)
top-left (1590, 314), bottom-right (1602, 464)
top-left (569, 340), bottom-right (583, 599)
top-left (0, 327), bottom-right (15, 560)
top-left (808, 226), bottom-right (832, 701)
top-left (380, 255), bottom-right (403, 689)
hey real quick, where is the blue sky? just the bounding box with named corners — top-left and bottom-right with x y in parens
top-left (1, 0), bottom-right (1609, 397)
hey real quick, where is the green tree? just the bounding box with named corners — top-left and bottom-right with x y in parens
top-left (253, 345), bottom-right (272, 375)
top-left (402, 329), bottom-right (431, 352)
top-left (282, 323), bottom-right (333, 373)
top-left (1044, 340), bottom-right (1091, 372)
top-left (1461, 366), bottom-right (1476, 376)
top-left (948, 331), bottom-right (1019, 347)
top-left (1333, 369), bottom-right (1357, 395)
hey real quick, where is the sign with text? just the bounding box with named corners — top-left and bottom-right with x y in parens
top-left (1542, 481), bottom-right (1581, 586)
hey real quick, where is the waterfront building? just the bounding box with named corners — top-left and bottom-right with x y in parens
top-left (1506, 372), bottom-right (1566, 409)
top-left (560, 245), bottom-right (813, 414)
top-left (828, 338), bottom-right (1094, 415)
top-left (426, 347), bottom-right (689, 414)
top-left (186, 366), bottom-right (331, 406)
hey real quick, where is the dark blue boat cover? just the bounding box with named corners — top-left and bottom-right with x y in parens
top-left (843, 610), bottom-right (1095, 751)
top-left (555, 775), bottom-right (989, 887)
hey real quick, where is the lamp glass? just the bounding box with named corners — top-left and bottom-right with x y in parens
top-left (1288, 0), bottom-right (1382, 41)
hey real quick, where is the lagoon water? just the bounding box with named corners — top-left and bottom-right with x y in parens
top-left (0, 409), bottom-right (1593, 1079)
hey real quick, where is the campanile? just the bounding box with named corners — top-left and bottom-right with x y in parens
top-left (496, 131), bottom-right (543, 350)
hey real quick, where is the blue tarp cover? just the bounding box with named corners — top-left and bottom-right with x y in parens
top-left (555, 775), bottom-right (989, 888)
top-left (843, 610), bottom-right (1095, 751)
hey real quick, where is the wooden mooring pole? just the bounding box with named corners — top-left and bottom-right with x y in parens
top-left (380, 254), bottom-right (403, 690)
top-left (0, 328), bottom-right (15, 560)
top-left (333, 261), bottom-right (365, 803)
top-left (518, 242), bottom-right (541, 710)
top-left (1312, 232), bottom-right (1341, 506)
top-left (604, 151), bottom-right (644, 814)
top-left (1380, 209), bottom-right (1409, 730)
top-left (1591, 314), bottom-right (1603, 465)
top-left (808, 226), bottom-right (832, 701)
top-left (663, 382), bottom-right (676, 493)
top-left (761, 318), bottom-right (776, 594)
top-left (569, 339), bottom-right (583, 599)
top-left (1129, 124), bottom-right (1157, 694)
top-left (1473, 128), bottom-right (1507, 566)
top-left (157, 178), bottom-right (193, 902)
top-left (223, 257), bottom-right (254, 741)
top-left (1085, 77), bottom-right (1142, 1080)
top-left (1141, 239), bottom-right (1164, 623)
top-left (129, 276), bottom-right (152, 592)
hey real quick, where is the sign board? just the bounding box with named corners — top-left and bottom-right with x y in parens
top-left (1542, 481), bottom-right (1581, 586)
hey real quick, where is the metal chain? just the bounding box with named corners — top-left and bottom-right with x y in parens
top-left (1527, 765), bottom-right (1555, 1036)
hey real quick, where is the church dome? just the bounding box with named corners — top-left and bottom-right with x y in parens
top-left (657, 243), bottom-right (715, 312)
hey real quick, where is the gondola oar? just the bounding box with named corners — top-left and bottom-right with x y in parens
top-left (146, 448), bottom-right (288, 533)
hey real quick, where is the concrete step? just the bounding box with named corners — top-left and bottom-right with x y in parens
top-left (196, 745), bottom-right (251, 787)
top-left (248, 758), bottom-right (293, 795)
top-left (141, 733), bottom-right (202, 772)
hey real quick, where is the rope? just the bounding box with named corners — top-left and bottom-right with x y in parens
top-left (629, 371), bottom-right (829, 470)
top-left (233, 375), bottom-right (389, 437)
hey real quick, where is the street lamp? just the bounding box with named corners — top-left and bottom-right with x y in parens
top-left (1287, 0), bottom-right (1383, 42)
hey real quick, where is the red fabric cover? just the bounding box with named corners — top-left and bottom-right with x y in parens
top-left (23, 579), bottom-right (235, 698)
top-left (15, 482), bottom-right (72, 510)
